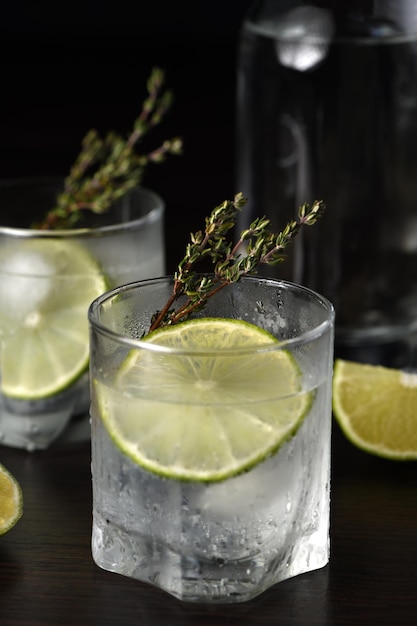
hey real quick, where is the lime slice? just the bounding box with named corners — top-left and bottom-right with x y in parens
top-left (96, 318), bottom-right (312, 482)
top-left (0, 239), bottom-right (108, 400)
top-left (0, 462), bottom-right (23, 535)
top-left (333, 359), bottom-right (417, 459)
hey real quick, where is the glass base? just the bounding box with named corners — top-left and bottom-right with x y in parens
top-left (335, 324), bottom-right (417, 370)
top-left (92, 513), bottom-right (329, 603)
top-left (0, 409), bottom-right (91, 451)
top-left (0, 374), bottom-right (91, 450)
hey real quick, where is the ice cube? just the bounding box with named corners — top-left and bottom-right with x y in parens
top-left (0, 248), bottom-right (54, 317)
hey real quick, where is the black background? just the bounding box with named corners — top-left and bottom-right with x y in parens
top-left (0, 1), bottom-right (253, 271)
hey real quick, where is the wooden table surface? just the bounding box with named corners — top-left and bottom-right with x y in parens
top-left (1, 423), bottom-right (416, 626)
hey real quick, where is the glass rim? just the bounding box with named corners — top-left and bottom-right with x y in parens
top-left (0, 177), bottom-right (164, 239)
top-left (88, 275), bottom-right (335, 355)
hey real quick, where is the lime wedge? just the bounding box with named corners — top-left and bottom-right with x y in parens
top-left (0, 239), bottom-right (108, 400)
top-left (0, 462), bottom-right (23, 535)
top-left (96, 318), bottom-right (311, 482)
top-left (333, 359), bottom-right (417, 459)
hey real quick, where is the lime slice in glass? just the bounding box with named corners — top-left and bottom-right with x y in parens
top-left (96, 318), bottom-right (312, 482)
top-left (0, 239), bottom-right (108, 400)
top-left (0, 462), bottom-right (23, 535)
top-left (333, 359), bottom-right (417, 459)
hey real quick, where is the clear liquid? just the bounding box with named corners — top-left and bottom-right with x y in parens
top-left (236, 18), bottom-right (417, 368)
top-left (91, 382), bottom-right (331, 603)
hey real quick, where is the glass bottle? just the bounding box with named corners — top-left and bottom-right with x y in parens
top-left (236, 0), bottom-right (417, 367)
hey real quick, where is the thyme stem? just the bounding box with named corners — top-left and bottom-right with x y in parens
top-left (149, 193), bottom-right (325, 332)
top-left (35, 67), bottom-right (182, 230)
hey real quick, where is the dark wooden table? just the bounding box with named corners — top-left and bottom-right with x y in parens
top-left (1, 423), bottom-right (416, 626)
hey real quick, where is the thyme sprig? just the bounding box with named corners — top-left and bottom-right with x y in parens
top-left (36, 68), bottom-right (182, 230)
top-left (149, 193), bottom-right (325, 331)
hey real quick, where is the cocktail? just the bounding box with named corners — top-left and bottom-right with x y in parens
top-left (0, 178), bottom-right (165, 450)
top-left (89, 273), bottom-right (334, 603)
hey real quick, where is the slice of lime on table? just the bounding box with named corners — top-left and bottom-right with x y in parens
top-left (0, 462), bottom-right (22, 535)
top-left (333, 359), bottom-right (417, 459)
top-left (96, 318), bottom-right (312, 482)
top-left (0, 239), bottom-right (108, 400)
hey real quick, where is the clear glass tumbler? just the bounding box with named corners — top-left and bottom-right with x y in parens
top-left (89, 275), bottom-right (334, 603)
top-left (0, 177), bottom-right (164, 450)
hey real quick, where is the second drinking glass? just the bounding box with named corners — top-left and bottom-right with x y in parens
top-left (0, 178), bottom-right (165, 450)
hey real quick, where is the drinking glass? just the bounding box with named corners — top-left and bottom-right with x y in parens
top-left (0, 177), bottom-right (164, 450)
top-left (89, 275), bottom-right (334, 603)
